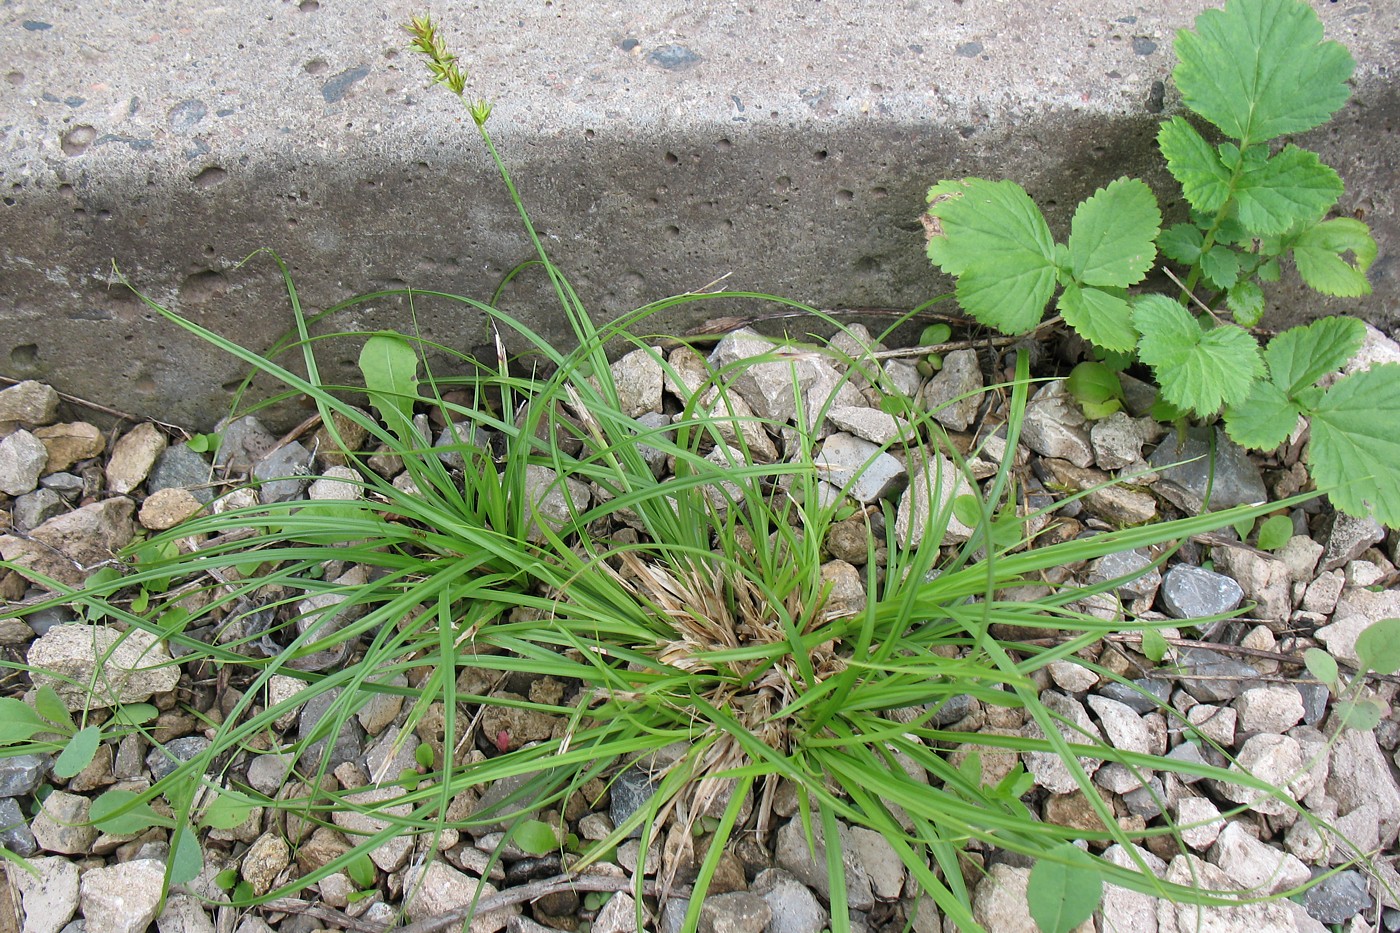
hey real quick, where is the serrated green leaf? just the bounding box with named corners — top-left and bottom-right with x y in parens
top-left (52, 726), bottom-right (101, 780)
top-left (1355, 618), bottom-right (1400, 675)
top-left (1174, 0), bottom-right (1354, 146)
top-left (1067, 178), bottom-right (1160, 287)
top-left (1336, 699), bottom-right (1383, 732)
top-left (1223, 379), bottom-right (1301, 451)
top-left (1233, 146), bottom-right (1343, 235)
top-left (514, 818), bottom-right (559, 856)
top-left (1257, 257), bottom-right (1281, 282)
top-left (1157, 118), bottom-right (1233, 214)
top-left (1200, 245), bottom-right (1242, 290)
top-left (1134, 296), bottom-right (1263, 415)
top-left (1265, 317), bottom-right (1365, 397)
top-left (1226, 280), bottom-right (1266, 327)
top-left (1056, 285), bottom-right (1138, 354)
top-left (359, 334), bottom-right (420, 443)
top-left (1293, 217), bottom-right (1378, 298)
top-left (1255, 514), bottom-right (1294, 552)
top-left (1303, 647), bottom-right (1338, 687)
top-left (1158, 223), bottom-right (1205, 266)
top-left (1027, 844), bottom-right (1103, 933)
top-left (1309, 364), bottom-right (1400, 527)
top-left (1141, 629), bottom-right (1169, 664)
top-left (170, 823), bottom-right (204, 885)
top-left (927, 179), bottom-right (1058, 334)
top-left (32, 687), bottom-right (74, 733)
top-left (214, 868), bottom-right (239, 891)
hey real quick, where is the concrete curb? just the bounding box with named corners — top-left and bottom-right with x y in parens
top-left (1, 1), bottom-right (1394, 428)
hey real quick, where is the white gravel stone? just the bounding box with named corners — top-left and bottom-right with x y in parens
top-left (1020, 380), bottom-right (1094, 467)
top-left (708, 328), bottom-right (817, 423)
top-left (825, 405), bottom-right (915, 446)
top-left (156, 895), bottom-right (216, 933)
top-left (1207, 821), bottom-right (1310, 894)
top-left (1327, 726), bottom-right (1400, 847)
top-left (1276, 535), bottom-right (1324, 583)
top-left (921, 349), bottom-right (982, 431)
top-left (893, 452), bottom-right (975, 545)
top-left (846, 825), bottom-right (903, 901)
top-left (79, 859), bottom-right (166, 933)
top-left (402, 861), bottom-right (515, 933)
top-left (7, 856), bottom-right (79, 933)
top-left (307, 465), bottom-right (361, 500)
top-left (1213, 546), bottom-right (1292, 622)
top-left (332, 785), bottom-right (412, 872)
top-left (609, 347), bottom-right (664, 417)
top-left (28, 623), bottom-right (179, 711)
top-left (105, 423), bottom-right (167, 495)
top-left (975, 863), bottom-right (1093, 933)
top-left (523, 464), bottom-right (590, 542)
top-left (0, 429), bottom-right (48, 495)
top-left (1214, 733), bottom-right (1311, 816)
top-left (1098, 844), bottom-right (1166, 933)
top-left (1090, 410), bottom-right (1148, 471)
top-left (816, 432), bottom-right (906, 504)
top-left (1158, 854), bottom-right (1299, 932)
top-left (1021, 692), bottom-right (1104, 794)
top-left (1302, 570), bottom-right (1345, 614)
top-left (241, 832), bottom-right (290, 896)
top-left (0, 381), bottom-right (60, 424)
top-left (1087, 695), bottom-right (1152, 755)
top-left (1048, 659), bottom-right (1099, 693)
top-left (1234, 686), bottom-right (1305, 735)
top-left (1174, 796), bottom-right (1225, 850)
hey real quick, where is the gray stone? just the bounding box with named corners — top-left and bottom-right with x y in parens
top-left (155, 895), bottom-right (216, 933)
top-left (1098, 844), bottom-right (1166, 933)
top-left (921, 349), bottom-right (982, 431)
top-left (1320, 510), bottom-right (1386, 571)
top-left (331, 784), bottom-right (412, 873)
top-left (0, 382), bottom-right (60, 426)
top-left (7, 856), bottom-right (79, 933)
top-left (0, 429), bottom-right (48, 496)
top-left (214, 416), bottom-right (277, 473)
top-left (1096, 678), bottom-right (1171, 714)
top-left (709, 329), bottom-right (817, 423)
top-left (699, 892), bottom-right (772, 933)
top-left (306, 465), bottom-right (360, 501)
top-left (1303, 871), bottom-right (1374, 924)
top-left (31, 791), bottom-right (97, 856)
top-left (1277, 535), bottom-right (1324, 583)
top-left (1048, 659), bottom-right (1098, 694)
top-left (105, 423), bottom-right (167, 495)
top-left (1090, 411), bottom-right (1149, 472)
top-left (523, 464), bottom-right (590, 542)
top-left (1214, 733), bottom-right (1311, 816)
top-left (0, 754), bottom-right (49, 798)
top-left (975, 863), bottom-right (1093, 933)
top-left (825, 405), bottom-right (915, 446)
top-left (1086, 695), bottom-right (1151, 754)
top-left (1213, 546), bottom-right (1292, 622)
top-left (38, 473), bottom-right (85, 500)
top-left (845, 825), bottom-right (902, 901)
top-left (593, 891), bottom-right (639, 933)
top-left (682, 386), bottom-right (779, 462)
top-left (252, 440), bottom-right (313, 502)
top-left (816, 433), bottom-right (906, 504)
top-left (610, 347), bottom-right (665, 417)
top-left (0, 795), bottom-right (37, 857)
top-left (138, 487), bottom-right (204, 530)
top-left (297, 688), bottom-right (366, 772)
top-left (0, 497), bottom-right (136, 589)
top-left (893, 452), bottom-right (975, 545)
top-left (147, 444), bottom-right (215, 503)
top-left (78, 859), bottom-right (166, 933)
top-left (1021, 380), bottom-right (1094, 467)
top-left (402, 861), bottom-right (515, 933)
top-left (1039, 458), bottom-right (1157, 526)
top-left (246, 753), bottom-right (294, 797)
top-left (433, 423), bottom-right (490, 470)
top-left (1207, 821), bottom-right (1309, 895)
top-left (1173, 795), bottom-right (1224, 850)
top-left (1316, 588), bottom-right (1400, 667)
top-left (1149, 426), bottom-right (1267, 513)
top-left (1159, 854), bottom-right (1300, 932)
top-left (28, 623), bottom-right (178, 710)
top-left (146, 735), bottom-right (212, 782)
top-left (750, 869), bottom-right (827, 933)
top-left (774, 817), bottom-right (873, 912)
top-left (1233, 686), bottom-right (1305, 735)
top-left (1159, 564), bottom-right (1243, 621)
top-left (1085, 548), bottom-right (1161, 607)
top-left (610, 767), bottom-right (656, 839)
top-left (1020, 691), bottom-right (1103, 794)
top-left (1327, 726), bottom-right (1400, 847)
top-left (13, 488), bottom-right (66, 533)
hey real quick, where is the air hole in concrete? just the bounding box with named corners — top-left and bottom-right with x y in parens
top-left (664, 225), bottom-right (680, 238)
top-left (10, 344), bottom-right (38, 367)
top-left (193, 166), bottom-right (227, 188)
top-left (774, 176), bottom-right (792, 191)
top-left (813, 149), bottom-right (828, 161)
top-left (855, 256), bottom-right (880, 272)
top-left (61, 125), bottom-right (97, 157)
top-left (835, 189), bottom-right (854, 203)
top-left (5, 71), bottom-right (23, 86)
top-left (304, 58), bottom-right (329, 75)
top-left (97, 210), bottom-right (111, 220)
top-left (179, 270), bottom-right (228, 305)
top-left (384, 49), bottom-right (399, 60)
top-left (3, 198), bottom-right (14, 207)
top-left (663, 152), bottom-right (679, 165)
top-left (221, 380), bottom-right (243, 393)
top-left (647, 197), bottom-right (659, 207)
top-left (287, 217), bottom-right (298, 227)
top-left (135, 376), bottom-right (157, 393)
top-left (584, 128), bottom-right (595, 140)
top-left (715, 138), bottom-right (732, 151)
top-left (621, 271), bottom-right (645, 289)
top-left (1091, 146), bottom-right (1107, 158)
top-left (871, 187), bottom-right (888, 199)
top-left (723, 219), bottom-right (733, 229)
top-left (204, 245), bottom-right (215, 256)
top-left (299, 0), bottom-right (320, 11)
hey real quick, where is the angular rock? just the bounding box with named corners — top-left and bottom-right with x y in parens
top-left (1087, 695), bottom-right (1151, 754)
top-left (1233, 686), bottom-right (1305, 735)
top-left (1207, 821), bottom-right (1309, 894)
top-left (241, 832), bottom-right (290, 896)
top-left (9, 858), bottom-right (77, 933)
top-left (1149, 426), bottom-right (1266, 514)
top-left (682, 387), bottom-right (779, 463)
top-left (592, 891), bottom-right (638, 933)
top-left (1039, 458), bottom-right (1156, 525)
top-left (921, 349), bottom-right (982, 431)
top-left (0, 429), bottom-right (48, 496)
top-left (78, 859), bottom-right (165, 933)
top-left (750, 869), bottom-right (827, 933)
top-left (31, 792), bottom-right (97, 856)
top-left (975, 863), bottom-right (1092, 933)
top-left (32, 423), bottom-right (103, 474)
top-left (1086, 549), bottom-right (1161, 609)
top-left (0, 381), bottom-right (60, 425)
top-left (0, 796), bottom-right (37, 857)
top-left (13, 488), bottom-right (65, 533)
top-left (774, 817), bottom-right (873, 912)
top-left (825, 406), bottom-right (915, 446)
top-left (1303, 871), bottom-right (1373, 924)
top-left (147, 444), bottom-right (215, 502)
top-left (1316, 585), bottom-right (1400, 666)
top-left (1020, 692), bottom-right (1103, 794)
top-left (708, 328), bottom-right (817, 423)
top-left (214, 415), bottom-right (277, 472)
top-left (307, 466), bottom-right (360, 501)
top-left (1213, 546), bottom-right (1292, 623)
top-left (252, 441), bottom-right (313, 502)
top-left (846, 825), bottom-right (902, 901)
top-left (1090, 411), bottom-right (1151, 472)
top-left (1276, 535), bottom-right (1324, 583)
top-left (1098, 844), bottom-right (1166, 933)
top-left (1158, 854), bottom-right (1299, 932)
top-left (402, 861), bottom-right (515, 933)
top-left (138, 487), bottom-right (204, 530)
top-left (1320, 510), bottom-right (1386, 572)
top-left (1021, 380), bottom-right (1094, 467)
top-left (1214, 733), bottom-right (1311, 816)
top-left (1048, 659), bottom-right (1098, 694)
top-left (1327, 726), bottom-right (1400, 847)
top-left (310, 407), bottom-right (371, 468)
top-left (816, 433), bottom-right (905, 504)
top-left (0, 497), bottom-right (136, 588)
top-left (297, 688), bottom-right (366, 773)
top-left (610, 347), bottom-right (665, 417)
top-left (105, 423), bottom-right (167, 495)
top-left (893, 452), bottom-right (975, 545)
top-left (1097, 677), bottom-right (1172, 715)
top-left (610, 768), bottom-right (656, 839)
top-left (146, 736), bottom-right (211, 782)
top-left (155, 895), bottom-right (216, 933)
top-left (1159, 564), bottom-right (1243, 621)
top-left (0, 754), bottom-right (51, 798)
top-left (523, 464), bottom-right (590, 542)
top-left (1174, 795), bottom-right (1225, 850)
top-left (28, 623), bottom-right (178, 711)
top-left (700, 892), bottom-right (772, 933)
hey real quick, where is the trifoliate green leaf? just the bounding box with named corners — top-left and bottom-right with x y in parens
top-left (1264, 316), bottom-right (1364, 396)
top-left (1224, 379), bottom-right (1301, 451)
top-left (1233, 146), bottom-right (1343, 235)
top-left (1226, 280), bottom-right (1266, 327)
top-left (1067, 177), bottom-right (1160, 288)
top-left (1308, 363), bottom-right (1400, 527)
top-left (927, 179), bottom-right (1058, 334)
top-left (1158, 224), bottom-right (1204, 266)
top-left (1133, 295), bottom-right (1263, 415)
top-left (1057, 284), bottom-right (1138, 354)
top-left (1157, 117), bottom-right (1232, 214)
top-left (1293, 217), bottom-right (1378, 298)
top-left (1200, 245), bottom-right (1242, 290)
top-left (1173, 0), bottom-right (1354, 146)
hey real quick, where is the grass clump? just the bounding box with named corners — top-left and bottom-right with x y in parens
top-left (0, 8), bottom-right (1390, 933)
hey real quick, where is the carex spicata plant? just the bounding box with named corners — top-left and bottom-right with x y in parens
top-left (924, 0), bottom-right (1400, 528)
top-left (1, 8), bottom-right (1382, 933)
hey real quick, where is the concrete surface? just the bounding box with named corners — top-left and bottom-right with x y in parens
top-left (1, 1), bottom-right (1395, 429)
